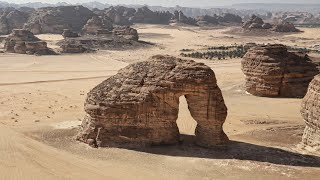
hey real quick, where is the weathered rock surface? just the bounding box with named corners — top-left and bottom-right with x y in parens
top-left (171, 11), bottom-right (197, 26)
top-left (301, 75), bottom-right (320, 152)
top-left (113, 26), bottom-right (139, 41)
top-left (4, 29), bottom-right (56, 55)
top-left (273, 22), bottom-right (300, 32)
top-left (82, 15), bottom-right (113, 35)
top-left (105, 6), bottom-right (132, 26)
top-left (77, 55), bottom-right (228, 148)
top-left (24, 6), bottom-right (93, 34)
top-left (241, 44), bottom-right (319, 97)
top-left (130, 6), bottom-right (172, 24)
top-left (243, 15), bottom-right (265, 29)
top-left (0, 9), bottom-right (29, 35)
top-left (62, 29), bottom-right (79, 38)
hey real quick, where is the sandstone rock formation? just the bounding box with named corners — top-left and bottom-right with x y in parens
top-left (171, 11), bottom-right (197, 26)
top-left (77, 55), bottom-right (228, 148)
top-left (4, 29), bottom-right (56, 55)
top-left (241, 44), bottom-right (319, 97)
top-left (62, 29), bottom-right (79, 38)
top-left (130, 6), bottom-right (172, 24)
top-left (301, 74), bottom-right (320, 151)
top-left (105, 6), bottom-right (132, 26)
top-left (243, 15), bottom-right (266, 29)
top-left (0, 9), bottom-right (29, 35)
top-left (24, 6), bottom-right (93, 34)
top-left (113, 26), bottom-right (139, 41)
top-left (82, 15), bottom-right (113, 35)
top-left (218, 13), bottom-right (243, 24)
top-left (273, 22), bottom-right (300, 32)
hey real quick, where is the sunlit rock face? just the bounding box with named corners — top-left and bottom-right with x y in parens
top-left (301, 75), bottom-right (320, 152)
top-left (241, 44), bottom-right (319, 98)
top-left (4, 29), bottom-right (56, 55)
top-left (77, 55), bottom-right (228, 148)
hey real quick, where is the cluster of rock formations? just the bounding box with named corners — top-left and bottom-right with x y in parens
top-left (301, 75), bottom-right (320, 151)
top-left (0, 6), bottom-right (245, 35)
top-left (241, 44), bottom-right (319, 98)
top-left (170, 11), bottom-right (243, 26)
top-left (130, 6), bottom-right (172, 24)
top-left (77, 55), bottom-right (228, 148)
top-left (4, 29), bottom-right (56, 55)
top-left (243, 15), bottom-right (272, 30)
top-left (59, 26), bottom-right (141, 53)
top-left (24, 6), bottom-right (93, 34)
top-left (243, 15), bottom-right (300, 32)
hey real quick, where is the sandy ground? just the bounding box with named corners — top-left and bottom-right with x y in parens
top-left (0, 25), bottom-right (320, 179)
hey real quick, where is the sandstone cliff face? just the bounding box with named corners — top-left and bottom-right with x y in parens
top-left (24, 6), bottom-right (93, 34)
top-left (4, 29), bottom-right (56, 55)
top-left (0, 10), bottom-right (29, 35)
top-left (241, 44), bottom-right (319, 98)
top-left (77, 55), bottom-right (228, 148)
top-left (301, 75), bottom-right (320, 151)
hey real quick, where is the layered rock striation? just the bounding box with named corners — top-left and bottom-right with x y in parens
top-left (77, 55), bottom-right (228, 148)
top-left (241, 44), bottom-right (319, 97)
top-left (301, 75), bottom-right (320, 152)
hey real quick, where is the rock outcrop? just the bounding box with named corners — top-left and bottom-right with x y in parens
top-left (24, 6), bottom-right (93, 34)
top-left (301, 75), bottom-right (320, 151)
top-left (243, 15), bottom-right (267, 30)
top-left (171, 11), bottom-right (197, 26)
top-left (4, 29), bottom-right (56, 55)
top-left (113, 26), bottom-right (139, 41)
top-left (0, 9), bottom-right (29, 35)
top-left (77, 55), bottom-right (228, 148)
top-left (105, 6), bottom-right (132, 26)
top-left (130, 6), bottom-right (172, 24)
top-left (273, 22), bottom-right (300, 32)
top-left (82, 15), bottom-right (113, 35)
top-left (241, 44), bottom-right (319, 97)
top-left (62, 29), bottom-right (79, 38)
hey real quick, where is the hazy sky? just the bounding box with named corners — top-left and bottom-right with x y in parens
top-left (4, 0), bottom-right (320, 7)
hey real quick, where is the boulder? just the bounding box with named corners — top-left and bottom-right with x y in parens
top-left (301, 75), bottom-right (320, 151)
top-left (4, 29), bottom-right (56, 55)
top-left (218, 13), bottom-right (242, 24)
top-left (241, 44), bottom-right (319, 97)
top-left (77, 55), bottom-right (228, 148)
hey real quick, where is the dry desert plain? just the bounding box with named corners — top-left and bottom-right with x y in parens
top-left (0, 24), bottom-right (320, 179)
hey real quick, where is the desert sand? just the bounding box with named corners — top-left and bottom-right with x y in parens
top-left (0, 25), bottom-right (320, 179)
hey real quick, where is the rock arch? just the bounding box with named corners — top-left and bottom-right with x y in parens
top-left (77, 55), bottom-right (228, 148)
